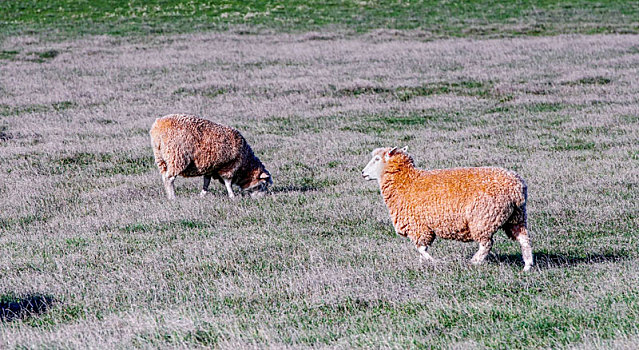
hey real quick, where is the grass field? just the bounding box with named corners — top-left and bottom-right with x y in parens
top-left (1, 0), bottom-right (638, 39)
top-left (1, 1), bottom-right (638, 349)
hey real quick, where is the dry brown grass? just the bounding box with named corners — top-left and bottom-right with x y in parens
top-left (0, 32), bottom-right (637, 348)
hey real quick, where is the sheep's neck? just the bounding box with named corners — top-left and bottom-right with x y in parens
top-left (379, 163), bottom-right (419, 207)
top-left (377, 163), bottom-right (419, 237)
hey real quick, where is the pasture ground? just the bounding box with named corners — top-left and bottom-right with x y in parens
top-left (0, 2), bottom-right (638, 349)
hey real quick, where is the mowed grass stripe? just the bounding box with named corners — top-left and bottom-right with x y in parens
top-left (1, 0), bottom-right (638, 38)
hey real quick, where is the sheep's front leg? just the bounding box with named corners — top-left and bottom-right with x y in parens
top-left (417, 245), bottom-right (436, 263)
top-left (222, 178), bottom-right (235, 198)
top-left (162, 174), bottom-right (176, 200)
top-left (470, 239), bottom-right (493, 265)
top-left (200, 175), bottom-right (211, 197)
top-left (416, 234), bottom-right (436, 264)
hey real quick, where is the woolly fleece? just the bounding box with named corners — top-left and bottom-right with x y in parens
top-left (150, 114), bottom-right (271, 196)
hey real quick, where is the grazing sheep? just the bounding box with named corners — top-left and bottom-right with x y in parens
top-left (150, 114), bottom-right (272, 199)
top-left (362, 147), bottom-right (533, 271)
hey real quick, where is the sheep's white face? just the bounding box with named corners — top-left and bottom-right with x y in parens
top-left (361, 148), bottom-right (388, 181)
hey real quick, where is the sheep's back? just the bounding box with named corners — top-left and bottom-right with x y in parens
top-left (417, 167), bottom-right (526, 209)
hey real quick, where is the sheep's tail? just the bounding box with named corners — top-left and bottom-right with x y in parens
top-left (517, 173), bottom-right (528, 208)
top-left (150, 122), bottom-right (168, 174)
top-left (518, 175), bottom-right (528, 207)
top-left (506, 171), bottom-right (528, 229)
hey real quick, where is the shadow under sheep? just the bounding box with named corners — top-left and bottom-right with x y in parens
top-left (0, 294), bottom-right (56, 322)
top-left (270, 184), bottom-right (319, 194)
top-left (490, 251), bottom-right (629, 270)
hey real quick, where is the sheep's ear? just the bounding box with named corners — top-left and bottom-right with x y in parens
top-left (401, 146), bottom-right (408, 153)
top-left (385, 147), bottom-right (398, 161)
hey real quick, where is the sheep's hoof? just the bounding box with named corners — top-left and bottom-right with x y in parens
top-left (522, 265), bottom-right (532, 272)
top-left (199, 190), bottom-right (209, 198)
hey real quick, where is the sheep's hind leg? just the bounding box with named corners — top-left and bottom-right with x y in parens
top-left (514, 225), bottom-right (533, 272)
top-left (200, 175), bottom-right (211, 197)
top-left (162, 174), bottom-right (177, 200)
top-left (222, 178), bottom-right (235, 198)
top-left (470, 239), bottom-right (493, 266)
top-left (518, 234), bottom-right (533, 272)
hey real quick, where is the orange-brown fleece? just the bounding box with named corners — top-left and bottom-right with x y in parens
top-left (379, 149), bottom-right (527, 248)
top-left (150, 114), bottom-right (270, 190)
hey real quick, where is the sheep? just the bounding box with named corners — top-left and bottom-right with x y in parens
top-left (362, 146), bottom-right (533, 271)
top-left (150, 114), bottom-right (272, 200)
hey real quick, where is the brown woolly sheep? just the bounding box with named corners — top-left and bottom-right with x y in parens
top-left (150, 114), bottom-right (272, 199)
top-left (362, 147), bottom-right (533, 271)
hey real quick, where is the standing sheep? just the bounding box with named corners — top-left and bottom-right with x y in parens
top-left (150, 114), bottom-right (272, 199)
top-left (362, 147), bottom-right (533, 271)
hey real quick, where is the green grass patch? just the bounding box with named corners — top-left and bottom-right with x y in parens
top-left (119, 219), bottom-right (211, 234)
top-left (173, 85), bottom-right (234, 98)
top-left (1, 0), bottom-right (638, 39)
top-left (549, 137), bottom-right (597, 151)
top-left (0, 103), bottom-right (48, 117)
top-left (0, 214), bottom-right (48, 230)
top-left (25, 304), bottom-right (86, 327)
top-left (52, 101), bottom-right (75, 111)
top-left (65, 237), bottom-right (89, 249)
top-left (37, 49), bottom-right (59, 59)
top-left (0, 50), bottom-right (19, 60)
top-left (562, 76), bottom-right (612, 86)
top-left (339, 110), bottom-right (471, 134)
top-left (184, 325), bottom-right (221, 347)
top-left (523, 102), bottom-right (566, 113)
top-left (49, 152), bottom-right (154, 176)
top-left (254, 115), bottom-right (328, 136)
top-left (0, 101), bottom-right (76, 117)
top-left (335, 80), bottom-right (494, 101)
top-left (8, 151), bottom-right (155, 177)
top-left (376, 114), bottom-right (448, 126)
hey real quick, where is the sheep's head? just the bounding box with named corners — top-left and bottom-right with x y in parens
top-left (241, 168), bottom-right (273, 198)
top-left (362, 146), bottom-right (409, 181)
